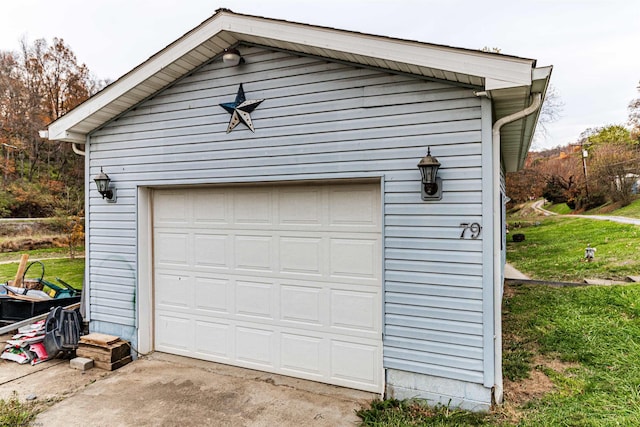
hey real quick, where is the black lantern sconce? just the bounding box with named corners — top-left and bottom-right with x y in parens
top-left (417, 147), bottom-right (442, 201)
top-left (93, 167), bottom-right (117, 203)
top-left (222, 48), bottom-right (245, 66)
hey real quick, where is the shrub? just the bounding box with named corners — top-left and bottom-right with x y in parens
top-left (0, 393), bottom-right (36, 426)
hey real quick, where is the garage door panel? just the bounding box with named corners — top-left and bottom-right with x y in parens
top-left (234, 191), bottom-right (272, 224)
top-left (194, 277), bottom-right (230, 313)
top-left (154, 192), bottom-right (189, 224)
top-left (330, 238), bottom-right (379, 279)
top-left (234, 235), bottom-right (273, 271)
top-left (280, 284), bottom-right (323, 325)
top-left (155, 232), bottom-right (190, 266)
top-left (278, 189), bottom-right (323, 226)
top-left (156, 273), bottom-right (192, 309)
top-left (329, 187), bottom-right (379, 227)
top-left (281, 333), bottom-right (323, 375)
top-left (156, 315), bottom-right (193, 353)
top-left (194, 234), bottom-right (230, 269)
top-left (235, 280), bottom-right (274, 319)
top-left (331, 339), bottom-right (380, 387)
top-left (236, 326), bottom-right (274, 367)
top-left (193, 191), bottom-right (228, 224)
top-left (279, 236), bottom-right (323, 275)
top-left (330, 289), bottom-right (379, 332)
top-left (154, 183), bottom-right (382, 393)
top-left (194, 320), bottom-right (232, 359)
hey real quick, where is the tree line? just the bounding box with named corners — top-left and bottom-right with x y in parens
top-left (0, 38), bottom-right (105, 217)
top-left (507, 84), bottom-right (640, 211)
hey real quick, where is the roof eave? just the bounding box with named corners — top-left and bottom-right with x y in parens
top-left (44, 9), bottom-right (546, 148)
top-left (492, 65), bottom-right (553, 173)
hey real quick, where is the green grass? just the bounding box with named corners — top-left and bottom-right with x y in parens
top-left (608, 197), bottom-right (640, 218)
top-left (0, 257), bottom-right (84, 289)
top-left (507, 217), bottom-right (640, 282)
top-left (583, 197), bottom-right (640, 218)
top-left (502, 283), bottom-right (640, 426)
top-left (544, 202), bottom-right (572, 214)
top-left (357, 398), bottom-right (500, 426)
top-left (0, 393), bottom-right (36, 427)
top-left (359, 283), bottom-right (640, 426)
top-left (359, 204), bottom-right (640, 426)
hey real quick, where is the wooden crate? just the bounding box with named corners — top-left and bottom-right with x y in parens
top-left (92, 355), bottom-right (133, 371)
top-left (76, 333), bottom-right (132, 371)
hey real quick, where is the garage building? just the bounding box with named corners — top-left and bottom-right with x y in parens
top-left (42, 9), bottom-right (551, 410)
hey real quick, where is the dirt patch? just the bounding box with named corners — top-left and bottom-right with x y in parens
top-left (0, 236), bottom-right (69, 252)
top-left (0, 221), bottom-right (65, 238)
top-left (507, 202), bottom-right (548, 219)
top-left (502, 283), bottom-right (518, 299)
top-left (0, 219), bottom-right (79, 253)
top-left (504, 366), bottom-right (553, 405)
top-left (593, 202), bottom-right (623, 214)
top-left (500, 355), bottom-right (579, 423)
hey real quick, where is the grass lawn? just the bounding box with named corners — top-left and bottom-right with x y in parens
top-left (501, 282), bottom-right (640, 426)
top-left (359, 282), bottom-right (640, 426)
top-left (0, 257), bottom-right (84, 290)
top-left (358, 205), bottom-right (640, 425)
top-left (543, 202), bottom-right (572, 214)
top-left (584, 197), bottom-right (640, 218)
top-left (507, 217), bottom-right (640, 282)
top-left (607, 197), bottom-right (640, 218)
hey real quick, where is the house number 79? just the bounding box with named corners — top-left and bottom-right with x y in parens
top-left (459, 222), bottom-right (482, 239)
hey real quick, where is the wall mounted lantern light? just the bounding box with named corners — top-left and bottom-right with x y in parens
top-left (222, 48), bottom-right (245, 66)
top-left (417, 147), bottom-right (442, 201)
top-left (93, 167), bottom-right (117, 203)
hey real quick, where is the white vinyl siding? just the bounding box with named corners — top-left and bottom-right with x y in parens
top-left (88, 45), bottom-right (484, 384)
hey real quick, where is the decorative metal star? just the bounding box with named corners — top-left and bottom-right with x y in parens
top-left (219, 84), bottom-right (264, 133)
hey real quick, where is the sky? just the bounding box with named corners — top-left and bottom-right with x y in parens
top-left (0, 0), bottom-right (638, 150)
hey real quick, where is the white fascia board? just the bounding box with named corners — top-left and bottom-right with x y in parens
top-left (46, 11), bottom-right (538, 141)
top-left (47, 14), bottom-right (232, 142)
top-left (52, 131), bottom-right (86, 144)
top-left (532, 65), bottom-right (553, 82)
top-left (531, 65), bottom-right (553, 94)
top-left (221, 14), bottom-right (534, 88)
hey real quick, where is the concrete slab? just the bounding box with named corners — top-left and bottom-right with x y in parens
top-left (0, 333), bottom-right (111, 404)
top-left (627, 276), bottom-right (640, 283)
top-left (29, 352), bottom-right (375, 426)
top-left (504, 263), bottom-right (530, 280)
top-left (583, 278), bottom-right (628, 286)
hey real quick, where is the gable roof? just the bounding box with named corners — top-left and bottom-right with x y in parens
top-left (43, 8), bottom-right (551, 172)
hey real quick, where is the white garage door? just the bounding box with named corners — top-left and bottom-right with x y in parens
top-left (153, 183), bottom-right (383, 392)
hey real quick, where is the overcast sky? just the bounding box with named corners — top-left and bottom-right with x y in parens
top-left (1, 0), bottom-right (638, 150)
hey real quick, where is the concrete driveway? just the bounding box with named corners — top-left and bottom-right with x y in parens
top-left (1, 351), bottom-right (375, 426)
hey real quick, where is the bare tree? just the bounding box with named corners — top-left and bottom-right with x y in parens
top-left (531, 85), bottom-right (564, 148)
top-left (629, 80), bottom-right (640, 140)
top-left (0, 37), bottom-right (101, 216)
top-left (590, 143), bottom-right (640, 205)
